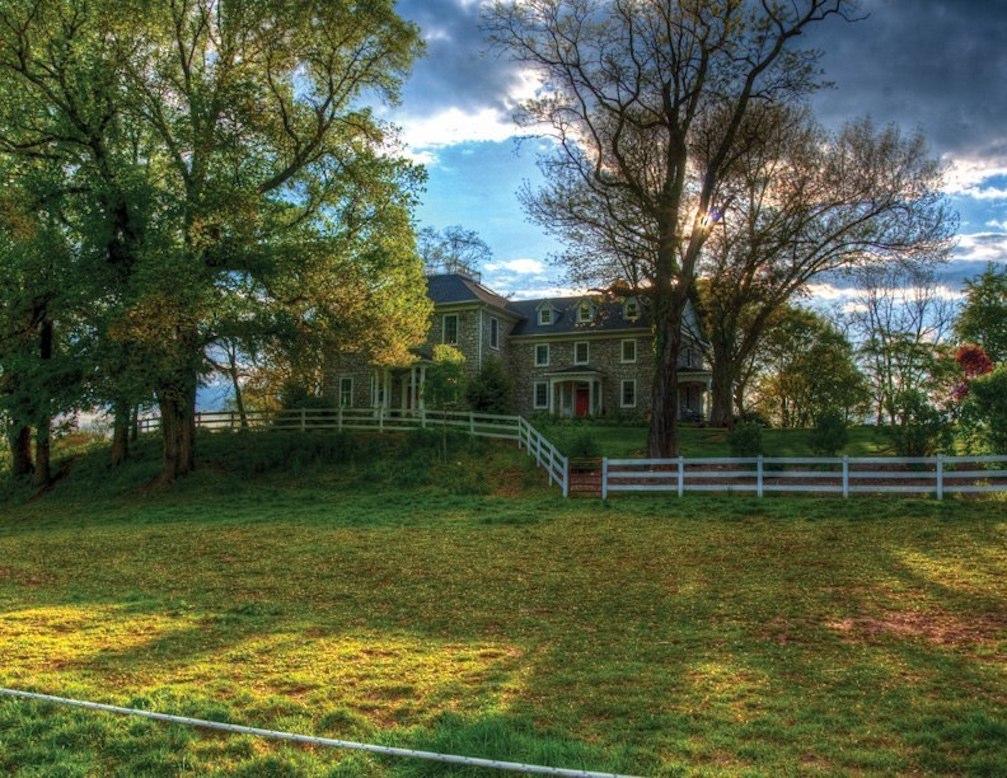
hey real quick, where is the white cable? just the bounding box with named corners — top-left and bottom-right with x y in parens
top-left (0, 688), bottom-right (643, 778)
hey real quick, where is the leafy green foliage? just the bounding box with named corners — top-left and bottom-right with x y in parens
top-left (884, 389), bottom-right (951, 456)
top-left (728, 421), bottom-right (764, 457)
top-left (961, 366), bottom-right (1007, 453)
top-left (466, 356), bottom-right (514, 413)
top-left (808, 410), bottom-right (850, 456)
top-left (753, 307), bottom-right (868, 428)
top-left (956, 263), bottom-right (1007, 363)
top-left (566, 430), bottom-right (602, 460)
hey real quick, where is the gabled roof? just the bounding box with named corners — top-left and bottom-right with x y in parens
top-left (508, 296), bottom-right (648, 336)
top-left (424, 272), bottom-right (683, 338)
top-left (425, 273), bottom-right (512, 312)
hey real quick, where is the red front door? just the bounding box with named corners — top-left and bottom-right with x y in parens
top-left (575, 386), bottom-right (590, 417)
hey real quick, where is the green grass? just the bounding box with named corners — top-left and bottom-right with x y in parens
top-left (542, 422), bottom-right (892, 459)
top-left (0, 431), bottom-right (1005, 776)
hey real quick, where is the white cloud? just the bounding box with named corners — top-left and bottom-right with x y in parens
top-left (507, 285), bottom-right (586, 300)
top-left (985, 219), bottom-right (1007, 230)
top-left (953, 231), bottom-right (1007, 263)
top-left (943, 154), bottom-right (1007, 199)
top-left (395, 68), bottom-right (542, 165)
top-left (485, 257), bottom-right (547, 275)
top-left (806, 281), bottom-right (964, 303)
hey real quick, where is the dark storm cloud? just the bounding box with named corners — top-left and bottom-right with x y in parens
top-left (803, 0), bottom-right (1007, 161)
top-left (397, 0), bottom-right (523, 113)
top-left (397, 0), bottom-right (1007, 163)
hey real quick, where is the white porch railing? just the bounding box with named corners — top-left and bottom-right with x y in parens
top-left (600, 454), bottom-right (1007, 500)
top-left (137, 408), bottom-right (570, 497)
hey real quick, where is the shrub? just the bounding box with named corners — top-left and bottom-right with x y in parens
top-left (728, 422), bottom-right (763, 457)
top-left (566, 430), bottom-right (601, 460)
top-left (885, 389), bottom-right (951, 456)
top-left (808, 410), bottom-right (849, 456)
top-left (962, 366), bottom-right (1007, 453)
top-left (466, 356), bottom-right (514, 413)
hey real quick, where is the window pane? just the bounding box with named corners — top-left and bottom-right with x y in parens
top-left (622, 381), bottom-right (635, 406)
top-left (623, 340), bottom-right (635, 361)
top-left (575, 342), bottom-right (588, 363)
top-left (534, 383), bottom-right (548, 407)
top-left (444, 315), bottom-right (458, 344)
top-left (490, 317), bottom-right (499, 348)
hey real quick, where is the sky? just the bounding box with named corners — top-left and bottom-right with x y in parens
top-left (390, 0), bottom-right (1007, 303)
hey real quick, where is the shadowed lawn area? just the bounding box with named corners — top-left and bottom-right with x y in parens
top-left (0, 432), bottom-right (1004, 775)
top-left (542, 422), bottom-right (892, 459)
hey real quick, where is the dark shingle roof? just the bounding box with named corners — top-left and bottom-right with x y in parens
top-left (507, 297), bottom-right (648, 336)
top-left (425, 272), bottom-right (654, 336)
top-left (425, 274), bottom-right (512, 312)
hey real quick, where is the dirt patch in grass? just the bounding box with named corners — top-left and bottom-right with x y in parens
top-left (826, 610), bottom-right (1007, 646)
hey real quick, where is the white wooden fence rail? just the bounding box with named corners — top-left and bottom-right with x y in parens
top-left (601, 454), bottom-right (1007, 500)
top-left (138, 408), bottom-right (570, 497)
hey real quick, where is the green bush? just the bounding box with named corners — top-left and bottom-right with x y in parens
top-left (566, 430), bottom-right (602, 460)
top-left (728, 422), bottom-right (763, 457)
top-left (962, 365), bottom-right (1007, 453)
top-left (466, 356), bottom-right (514, 413)
top-left (808, 410), bottom-right (849, 456)
top-left (885, 389), bottom-right (951, 457)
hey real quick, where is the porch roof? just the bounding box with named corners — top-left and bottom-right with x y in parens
top-left (544, 366), bottom-right (604, 379)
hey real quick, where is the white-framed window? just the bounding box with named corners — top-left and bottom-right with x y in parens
top-left (577, 303), bottom-right (593, 323)
top-left (538, 307), bottom-right (553, 325)
top-left (489, 316), bottom-right (499, 349)
top-left (339, 376), bottom-right (353, 407)
top-left (534, 342), bottom-right (550, 367)
top-left (624, 297), bottom-right (639, 320)
top-left (621, 379), bottom-right (637, 408)
top-left (574, 341), bottom-right (589, 365)
top-left (442, 313), bottom-right (459, 345)
top-left (371, 373), bottom-right (385, 407)
top-left (533, 381), bottom-right (549, 409)
top-left (621, 338), bottom-right (637, 363)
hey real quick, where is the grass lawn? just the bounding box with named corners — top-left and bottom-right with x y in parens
top-left (541, 422), bottom-right (892, 459)
top-left (0, 431), bottom-right (1005, 776)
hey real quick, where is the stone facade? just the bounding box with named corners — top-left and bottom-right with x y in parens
top-left (324, 272), bottom-right (712, 420)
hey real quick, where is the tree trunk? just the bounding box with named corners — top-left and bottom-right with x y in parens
top-left (34, 418), bottom-right (50, 487)
top-left (111, 400), bottom-right (131, 466)
top-left (229, 362), bottom-right (248, 429)
top-left (129, 404), bottom-right (139, 442)
top-left (709, 352), bottom-right (736, 427)
top-left (8, 426), bottom-right (33, 478)
top-left (648, 290), bottom-right (684, 458)
top-left (155, 377), bottom-right (197, 484)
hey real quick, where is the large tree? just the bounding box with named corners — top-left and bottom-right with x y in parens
top-left (0, 0), bottom-right (429, 482)
top-left (693, 110), bottom-right (953, 425)
top-left (955, 263), bottom-right (1007, 364)
top-left (487, 0), bottom-right (858, 456)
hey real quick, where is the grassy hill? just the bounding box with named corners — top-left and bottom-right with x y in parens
top-left (0, 431), bottom-right (1005, 776)
top-left (541, 421), bottom-right (892, 459)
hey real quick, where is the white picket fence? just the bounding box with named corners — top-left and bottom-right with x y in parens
top-left (601, 454), bottom-right (1007, 500)
top-left (138, 408), bottom-right (570, 496)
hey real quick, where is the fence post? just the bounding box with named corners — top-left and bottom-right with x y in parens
top-left (677, 456), bottom-right (684, 497)
top-left (469, 412), bottom-right (475, 436)
top-left (757, 455), bottom-right (764, 498)
top-left (936, 454), bottom-right (944, 501)
top-left (300, 408), bottom-right (306, 432)
top-left (842, 455), bottom-right (849, 498)
top-left (563, 457), bottom-right (569, 498)
top-left (379, 407), bottom-right (384, 431)
top-left (230, 411), bottom-right (236, 431)
top-left (421, 409), bottom-right (427, 429)
top-left (338, 406), bottom-right (343, 431)
top-left (601, 457), bottom-right (609, 500)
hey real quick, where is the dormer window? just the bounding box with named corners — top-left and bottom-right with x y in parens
top-left (538, 307), bottom-right (553, 326)
top-left (577, 302), bottom-right (594, 324)
top-left (624, 297), bottom-right (639, 321)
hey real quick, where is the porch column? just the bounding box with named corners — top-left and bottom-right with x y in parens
top-left (588, 380), bottom-right (594, 416)
top-left (548, 377), bottom-right (555, 414)
top-left (383, 369), bottom-right (390, 410)
top-left (419, 366), bottom-right (426, 410)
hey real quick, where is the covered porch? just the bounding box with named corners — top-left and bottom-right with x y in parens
top-left (370, 363), bottom-right (429, 412)
top-left (545, 368), bottom-right (604, 418)
top-left (677, 372), bottom-right (712, 422)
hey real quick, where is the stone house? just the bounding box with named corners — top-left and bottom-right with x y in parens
top-left (325, 269), bottom-right (712, 420)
